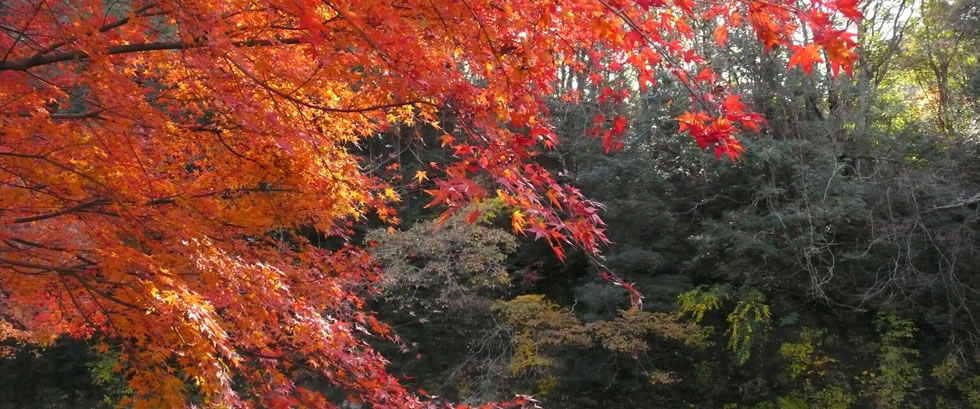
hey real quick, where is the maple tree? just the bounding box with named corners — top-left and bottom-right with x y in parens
top-left (0, 0), bottom-right (858, 407)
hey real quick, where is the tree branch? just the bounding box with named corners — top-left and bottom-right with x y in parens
top-left (25, 2), bottom-right (160, 60)
top-left (226, 56), bottom-right (439, 113)
top-left (0, 37), bottom-right (304, 71)
top-left (11, 198), bottom-right (112, 224)
top-left (0, 256), bottom-right (85, 274)
top-left (929, 192), bottom-right (980, 211)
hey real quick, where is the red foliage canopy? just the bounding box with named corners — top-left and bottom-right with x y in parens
top-left (0, 0), bottom-right (857, 407)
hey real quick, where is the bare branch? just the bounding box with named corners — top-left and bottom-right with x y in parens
top-left (929, 192), bottom-right (980, 211)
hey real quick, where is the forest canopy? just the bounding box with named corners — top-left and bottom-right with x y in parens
top-left (1, 0), bottom-right (978, 408)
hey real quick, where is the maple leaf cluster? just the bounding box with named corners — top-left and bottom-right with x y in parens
top-left (0, 0), bottom-right (858, 407)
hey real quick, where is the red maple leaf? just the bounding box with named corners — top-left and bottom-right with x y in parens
top-left (833, 0), bottom-right (864, 21)
top-left (788, 44), bottom-right (824, 74)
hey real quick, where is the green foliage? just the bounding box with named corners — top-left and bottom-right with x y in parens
top-left (870, 313), bottom-right (924, 409)
top-left (780, 328), bottom-right (835, 379)
top-left (493, 294), bottom-right (591, 376)
top-left (932, 354), bottom-right (980, 408)
top-left (0, 339), bottom-right (122, 409)
top-left (751, 387), bottom-right (854, 409)
top-left (811, 385), bottom-right (856, 409)
top-left (726, 289), bottom-right (772, 365)
top-left (959, 376), bottom-right (980, 408)
top-left (87, 349), bottom-right (131, 406)
top-left (780, 339), bottom-right (816, 379)
top-left (678, 284), bottom-right (731, 324)
top-left (494, 295), bottom-right (704, 373)
top-left (588, 311), bottom-right (708, 353)
top-left (677, 285), bottom-right (770, 365)
top-left (776, 394), bottom-right (809, 409)
top-left (368, 207), bottom-right (517, 311)
top-left (365, 208), bottom-right (520, 403)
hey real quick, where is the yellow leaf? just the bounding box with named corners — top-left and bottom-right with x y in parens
top-left (512, 210), bottom-right (526, 233)
top-left (384, 187), bottom-right (400, 202)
